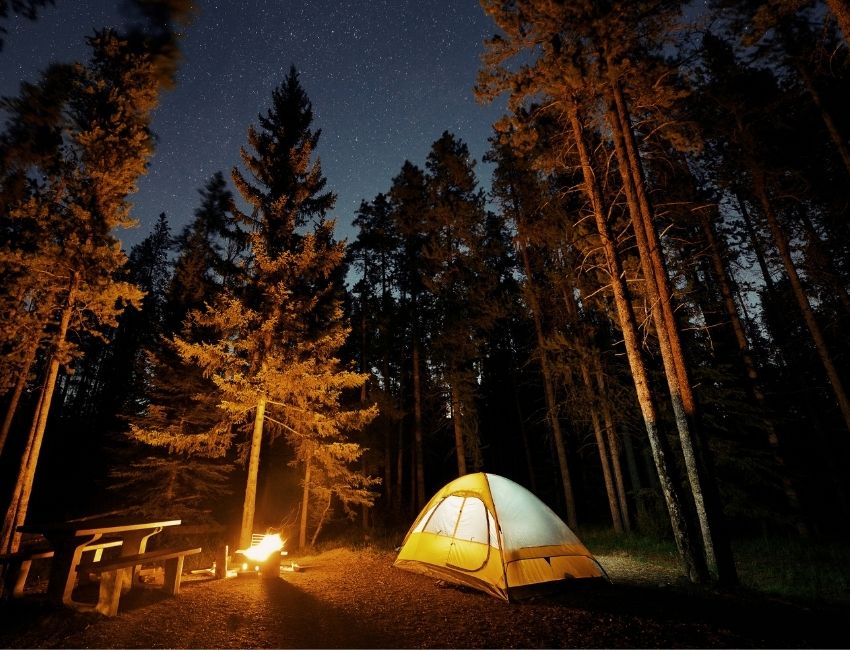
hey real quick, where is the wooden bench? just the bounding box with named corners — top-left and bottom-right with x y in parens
top-left (1, 538), bottom-right (122, 598)
top-left (76, 546), bottom-right (201, 616)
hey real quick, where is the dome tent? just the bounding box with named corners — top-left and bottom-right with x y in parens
top-left (393, 472), bottom-right (606, 601)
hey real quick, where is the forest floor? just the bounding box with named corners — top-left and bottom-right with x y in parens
top-left (0, 546), bottom-right (847, 648)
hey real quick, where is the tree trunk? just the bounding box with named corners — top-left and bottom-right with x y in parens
top-left (796, 207), bottom-right (850, 317)
top-left (699, 207), bottom-right (808, 536)
top-left (412, 339), bottom-right (425, 508)
top-left (791, 54), bottom-right (850, 178)
top-left (567, 95), bottom-right (708, 583)
top-left (580, 361), bottom-right (622, 532)
top-left (511, 372), bottom-right (538, 493)
top-left (1, 273), bottom-right (79, 556)
top-left (299, 451), bottom-right (312, 550)
top-left (310, 490), bottom-right (332, 548)
top-left (395, 418), bottom-right (404, 513)
top-left (595, 355), bottom-right (631, 532)
top-left (751, 167), bottom-right (850, 432)
top-left (518, 240), bottom-right (576, 525)
top-left (0, 334), bottom-right (40, 455)
top-left (240, 395), bottom-right (267, 549)
top-left (609, 79), bottom-right (737, 584)
top-left (451, 384), bottom-right (467, 476)
top-left (0, 369), bottom-right (48, 556)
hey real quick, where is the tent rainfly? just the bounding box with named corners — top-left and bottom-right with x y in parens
top-left (394, 472), bottom-right (606, 601)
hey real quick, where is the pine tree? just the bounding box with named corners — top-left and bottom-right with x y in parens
top-left (175, 67), bottom-right (377, 550)
top-left (421, 131), bottom-right (501, 477)
top-left (477, 0), bottom-right (712, 583)
top-left (0, 17), bottom-right (186, 555)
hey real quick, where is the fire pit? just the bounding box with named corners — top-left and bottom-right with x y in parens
top-left (235, 533), bottom-right (286, 579)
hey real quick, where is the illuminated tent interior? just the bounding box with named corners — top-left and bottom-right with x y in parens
top-left (394, 472), bottom-right (606, 601)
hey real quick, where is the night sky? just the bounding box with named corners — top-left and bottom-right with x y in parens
top-left (0, 0), bottom-right (505, 250)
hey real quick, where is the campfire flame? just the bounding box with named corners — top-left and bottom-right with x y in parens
top-left (241, 533), bottom-right (284, 563)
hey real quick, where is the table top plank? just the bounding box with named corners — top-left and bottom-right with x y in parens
top-left (18, 517), bottom-right (181, 537)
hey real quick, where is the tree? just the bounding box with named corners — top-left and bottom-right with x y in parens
top-left (0, 12), bottom-right (190, 556)
top-left (175, 67), bottom-right (377, 550)
top-left (477, 0), bottom-right (713, 583)
top-left (421, 131), bottom-right (501, 477)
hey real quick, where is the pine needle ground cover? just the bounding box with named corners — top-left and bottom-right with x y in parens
top-left (1, 545), bottom-right (847, 648)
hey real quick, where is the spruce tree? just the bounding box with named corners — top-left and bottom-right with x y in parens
top-left (175, 67), bottom-right (377, 549)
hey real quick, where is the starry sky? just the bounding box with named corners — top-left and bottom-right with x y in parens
top-left (0, 0), bottom-right (506, 250)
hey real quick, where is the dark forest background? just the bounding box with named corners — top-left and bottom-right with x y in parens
top-left (1, 0), bottom-right (849, 585)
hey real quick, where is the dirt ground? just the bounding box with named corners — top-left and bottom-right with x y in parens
top-left (0, 547), bottom-right (847, 648)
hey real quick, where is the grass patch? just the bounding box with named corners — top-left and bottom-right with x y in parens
top-left (733, 536), bottom-right (850, 605)
top-left (580, 527), bottom-right (850, 605)
top-left (579, 527), bottom-right (681, 567)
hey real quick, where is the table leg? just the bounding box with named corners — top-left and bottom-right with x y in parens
top-left (44, 533), bottom-right (99, 607)
top-left (118, 527), bottom-right (162, 591)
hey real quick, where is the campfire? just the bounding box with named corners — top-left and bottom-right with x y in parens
top-left (234, 533), bottom-right (286, 577)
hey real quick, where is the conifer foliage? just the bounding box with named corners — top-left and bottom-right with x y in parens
top-left (0, 2), bottom-right (191, 556)
top-left (173, 67), bottom-right (378, 550)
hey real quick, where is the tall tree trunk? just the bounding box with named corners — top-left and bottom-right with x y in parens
top-left (566, 95), bottom-right (708, 583)
top-left (699, 207), bottom-right (808, 536)
top-left (606, 90), bottom-right (718, 577)
top-left (0, 368), bottom-right (48, 557)
top-left (299, 451), bottom-right (312, 550)
top-left (310, 490), bottom-right (332, 548)
top-left (412, 339), bottom-right (425, 508)
top-left (751, 167), bottom-right (850, 432)
top-left (580, 361), bottom-right (622, 532)
top-left (518, 241), bottom-right (576, 525)
top-left (610, 79), bottom-right (737, 584)
top-left (736, 193), bottom-right (778, 295)
top-left (511, 372), bottom-right (538, 493)
top-left (395, 418), bottom-right (404, 513)
top-left (594, 355), bottom-right (631, 532)
top-left (451, 384), bottom-right (467, 476)
top-left (1, 273), bottom-right (79, 556)
top-left (240, 395), bottom-right (267, 549)
top-left (0, 334), bottom-right (40, 455)
top-left (796, 207), bottom-right (850, 317)
top-left (791, 55), bottom-right (850, 179)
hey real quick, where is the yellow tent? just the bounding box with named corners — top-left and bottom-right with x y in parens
top-left (394, 473), bottom-right (605, 601)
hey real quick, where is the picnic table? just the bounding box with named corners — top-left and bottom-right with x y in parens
top-left (15, 516), bottom-right (198, 614)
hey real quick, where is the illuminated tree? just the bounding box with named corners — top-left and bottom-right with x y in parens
top-left (175, 67), bottom-right (377, 550)
top-left (477, 0), bottom-right (715, 583)
top-left (0, 17), bottom-right (188, 555)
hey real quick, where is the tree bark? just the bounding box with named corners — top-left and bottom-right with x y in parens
top-left (699, 207), bottom-right (808, 536)
top-left (751, 167), bottom-right (850, 432)
top-left (609, 79), bottom-right (737, 584)
top-left (566, 95), bottom-right (708, 583)
top-left (451, 384), bottom-right (467, 477)
top-left (580, 361), bottom-right (622, 532)
top-left (299, 450), bottom-right (312, 550)
top-left (595, 355), bottom-right (631, 532)
top-left (518, 239), bottom-right (576, 526)
top-left (0, 334), bottom-right (40, 455)
top-left (1, 273), bottom-right (79, 556)
top-left (311, 490), bottom-right (332, 548)
top-left (240, 395), bottom-right (266, 549)
top-left (412, 339), bottom-right (425, 507)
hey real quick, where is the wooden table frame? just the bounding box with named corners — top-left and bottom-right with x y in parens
top-left (18, 518), bottom-right (181, 608)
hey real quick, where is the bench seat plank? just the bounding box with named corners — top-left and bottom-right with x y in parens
top-left (77, 546), bottom-right (201, 574)
top-left (76, 546), bottom-right (201, 616)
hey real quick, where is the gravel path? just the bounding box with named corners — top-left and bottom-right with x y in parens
top-left (1, 547), bottom-right (847, 648)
